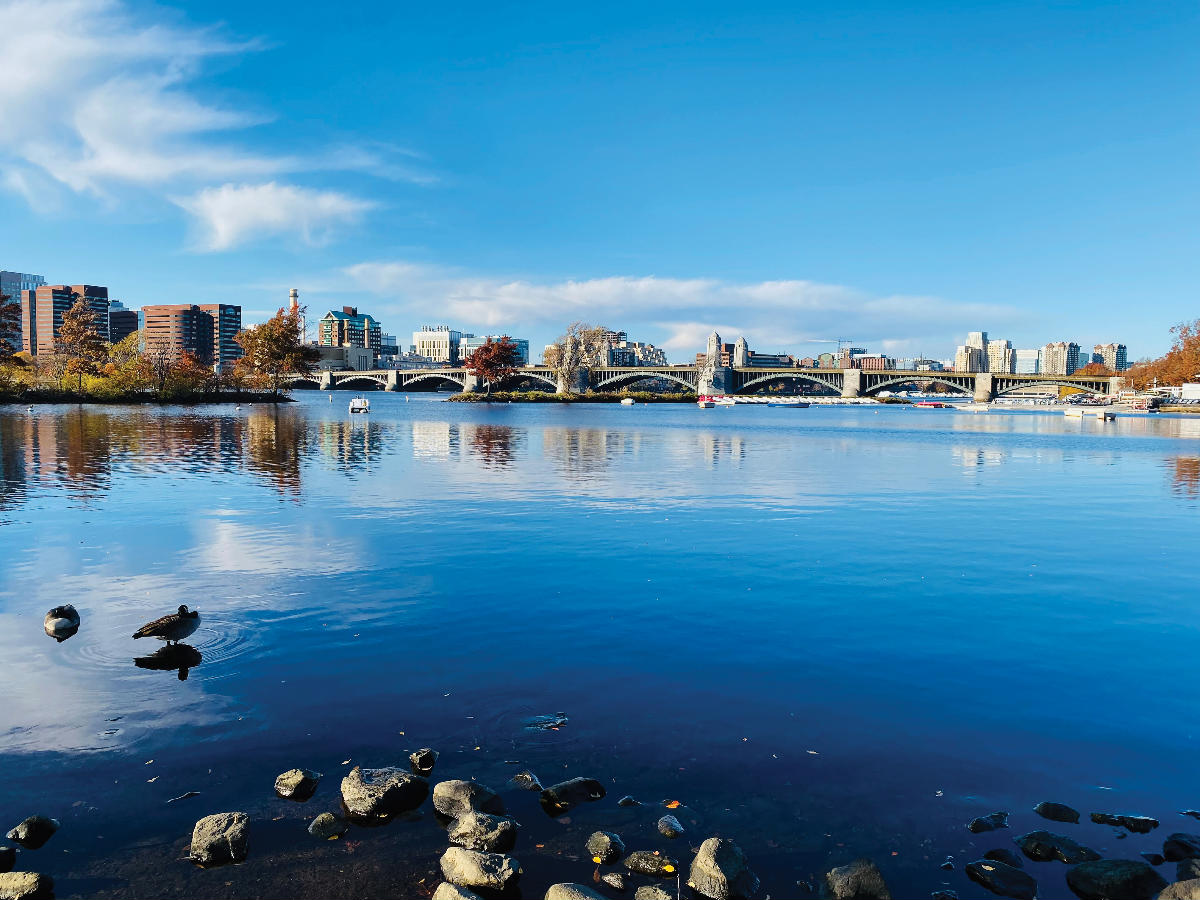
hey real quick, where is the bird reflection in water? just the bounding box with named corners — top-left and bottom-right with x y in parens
top-left (134, 643), bottom-right (202, 681)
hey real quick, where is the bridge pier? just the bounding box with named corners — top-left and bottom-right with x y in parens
top-left (385, 370), bottom-right (400, 391)
top-left (974, 373), bottom-right (994, 402)
top-left (698, 365), bottom-right (732, 396)
top-left (319, 371), bottom-right (333, 391)
top-left (841, 369), bottom-right (862, 398)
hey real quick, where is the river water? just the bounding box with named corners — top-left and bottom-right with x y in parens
top-left (1, 395), bottom-right (1199, 899)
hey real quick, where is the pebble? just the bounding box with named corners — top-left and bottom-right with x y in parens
top-left (438, 847), bottom-right (521, 893)
top-left (447, 811), bottom-right (519, 853)
top-left (544, 885), bottom-right (605, 900)
top-left (633, 887), bottom-right (672, 900)
top-left (686, 837), bottom-right (760, 900)
top-left (541, 778), bottom-right (606, 815)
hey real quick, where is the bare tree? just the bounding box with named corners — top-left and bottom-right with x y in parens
top-left (544, 322), bottom-right (611, 393)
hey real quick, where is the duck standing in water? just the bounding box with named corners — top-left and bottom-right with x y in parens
top-left (132, 605), bottom-right (200, 644)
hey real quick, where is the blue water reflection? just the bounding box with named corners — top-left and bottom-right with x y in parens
top-left (1, 396), bottom-right (1199, 898)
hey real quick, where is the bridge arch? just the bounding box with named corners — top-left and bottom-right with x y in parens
top-left (400, 372), bottom-right (467, 390)
top-left (593, 371), bottom-right (697, 392)
top-left (497, 371), bottom-right (558, 391)
top-left (287, 375), bottom-right (322, 388)
top-left (994, 380), bottom-right (1106, 397)
top-left (734, 372), bottom-right (841, 395)
top-left (334, 374), bottom-right (388, 389)
top-left (862, 376), bottom-right (973, 396)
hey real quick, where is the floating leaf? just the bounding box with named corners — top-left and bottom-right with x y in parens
top-left (147, 776), bottom-right (158, 783)
top-left (664, 800), bottom-right (681, 809)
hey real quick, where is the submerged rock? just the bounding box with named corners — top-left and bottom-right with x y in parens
top-left (1160, 880), bottom-right (1200, 900)
top-left (617, 796), bottom-right (641, 808)
top-left (525, 713), bottom-right (568, 731)
top-left (4, 819), bottom-right (58, 851)
top-left (544, 885), bottom-right (605, 900)
top-left (275, 768), bottom-right (321, 801)
top-left (1014, 830), bottom-right (1101, 864)
top-left (510, 770), bottom-right (543, 792)
top-left (968, 812), bottom-right (1009, 834)
top-left (447, 811), bottom-right (519, 853)
top-left (930, 892), bottom-right (958, 900)
top-left (1091, 812), bottom-right (1159, 834)
top-left (983, 848), bottom-right (1023, 868)
top-left (1181, 860), bottom-right (1200, 880)
top-left (1143, 852), bottom-right (1166, 866)
top-left (657, 815), bottom-right (685, 839)
top-left (433, 781), bottom-right (504, 819)
top-left (687, 837), bottom-right (760, 900)
top-left (624, 851), bottom-right (679, 878)
top-left (409, 749), bottom-right (439, 777)
top-left (601, 872), bottom-right (627, 890)
top-left (0, 872), bottom-right (54, 900)
top-left (1165, 834), bottom-right (1200, 862)
top-left (341, 767), bottom-right (428, 819)
top-left (439, 847), bottom-right (520, 893)
top-left (307, 812), bottom-right (348, 840)
top-left (541, 778), bottom-right (605, 814)
top-left (189, 812), bottom-right (249, 867)
top-left (586, 831), bottom-right (625, 865)
top-left (1034, 802), bottom-right (1080, 824)
top-left (1064, 859), bottom-right (1167, 900)
top-left (0, 847), bottom-right (13, 874)
top-left (822, 858), bottom-right (891, 899)
top-left (432, 883), bottom-right (483, 900)
top-left (939, 857), bottom-right (954, 871)
top-left (965, 859), bottom-right (1037, 900)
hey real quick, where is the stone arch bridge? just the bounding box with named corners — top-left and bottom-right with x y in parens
top-left (289, 365), bottom-right (1120, 401)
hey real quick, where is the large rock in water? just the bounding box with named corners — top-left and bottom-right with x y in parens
top-left (586, 831), bottom-right (625, 865)
top-left (1181, 861), bottom-right (1200, 880)
top-left (540, 778), bottom-right (605, 814)
top-left (821, 859), bottom-right (891, 899)
top-left (432, 883), bottom-right (483, 900)
top-left (447, 811), bottom-right (519, 853)
top-left (1160, 881), bottom-right (1200, 900)
top-left (275, 768), bottom-right (321, 801)
top-left (1165, 834), bottom-right (1200, 862)
top-left (1014, 830), bottom-right (1101, 864)
top-left (307, 812), bottom-right (348, 840)
top-left (1034, 802), bottom-right (1080, 824)
top-left (4, 818), bottom-right (59, 851)
top-left (0, 872), bottom-right (54, 900)
top-left (189, 812), bottom-right (249, 866)
top-left (1091, 812), bottom-right (1159, 834)
top-left (687, 837), bottom-right (760, 900)
top-left (544, 885), bottom-right (606, 900)
top-left (968, 812), bottom-right (1009, 833)
top-left (657, 815), bottom-right (685, 839)
top-left (1065, 860), bottom-right (1168, 900)
top-left (433, 781), bottom-right (505, 819)
top-left (341, 767), bottom-right (428, 818)
top-left (439, 847), bottom-right (520, 893)
top-left (965, 859), bottom-right (1037, 900)
top-left (624, 851), bottom-right (679, 877)
top-left (634, 888), bottom-right (673, 900)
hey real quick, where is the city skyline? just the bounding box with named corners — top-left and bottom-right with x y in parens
top-left (1, 1), bottom-right (1196, 362)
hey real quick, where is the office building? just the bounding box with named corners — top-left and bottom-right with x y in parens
top-left (195, 304), bottom-right (243, 371)
top-left (1014, 349), bottom-right (1041, 374)
top-left (461, 334), bottom-right (531, 366)
top-left (140, 305), bottom-right (216, 363)
top-left (1094, 343), bottom-right (1128, 372)
top-left (413, 325), bottom-right (464, 364)
top-left (985, 338), bottom-right (1014, 373)
top-left (319, 306), bottom-right (382, 356)
top-left (23, 284), bottom-right (109, 355)
top-left (379, 333), bottom-right (400, 367)
top-left (0, 271), bottom-right (46, 351)
top-left (108, 300), bottom-right (138, 345)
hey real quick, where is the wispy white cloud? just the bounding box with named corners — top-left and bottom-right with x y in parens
top-left (0, 0), bottom-right (421, 247)
top-left (175, 182), bottom-right (375, 251)
top-left (340, 260), bottom-right (1025, 359)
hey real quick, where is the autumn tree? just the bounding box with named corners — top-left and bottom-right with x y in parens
top-left (234, 305), bottom-right (319, 398)
top-left (1073, 362), bottom-right (1115, 376)
top-left (1124, 318), bottom-right (1200, 391)
top-left (466, 336), bottom-right (523, 396)
top-left (543, 322), bottom-right (612, 393)
top-left (57, 295), bottom-right (108, 392)
top-left (0, 293), bottom-right (20, 363)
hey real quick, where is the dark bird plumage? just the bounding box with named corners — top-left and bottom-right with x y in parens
top-left (132, 604), bottom-right (200, 643)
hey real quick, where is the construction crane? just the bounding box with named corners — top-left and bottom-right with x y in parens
top-left (809, 338), bottom-right (857, 353)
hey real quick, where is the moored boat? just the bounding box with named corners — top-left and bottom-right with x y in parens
top-left (349, 396), bottom-right (370, 414)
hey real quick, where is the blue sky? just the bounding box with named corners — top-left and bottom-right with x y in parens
top-left (0, 0), bottom-right (1195, 362)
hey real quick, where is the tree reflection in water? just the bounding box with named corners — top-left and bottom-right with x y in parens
top-left (466, 424), bottom-right (522, 469)
top-left (1171, 456), bottom-right (1200, 499)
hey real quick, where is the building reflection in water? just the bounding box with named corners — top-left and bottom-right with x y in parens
top-left (464, 424), bottom-right (523, 469)
top-left (317, 418), bottom-right (386, 472)
top-left (1170, 457), bottom-right (1200, 499)
top-left (695, 432), bottom-right (746, 468)
top-left (542, 427), bottom-right (627, 476)
top-left (412, 420), bottom-right (459, 460)
top-left (243, 408), bottom-right (306, 496)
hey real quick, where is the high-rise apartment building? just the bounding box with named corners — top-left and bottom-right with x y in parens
top-left (0, 271), bottom-right (46, 351)
top-left (1093, 343), bottom-right (1128, 371)
top-left (319, 306), bottom-right (382, 356)
top-left (1041, 341), bottom-right (1081, 376)
top-left (23, 284), bottom-right (109, 355)
top-left (1014, 349), bottom-right (1041, 374)
top-left (954, 345), bottom-right (984, 372)
top-left (413, 325), bottom-right (463, 364)
top-left (985, 338), bottom-right (1015, 373)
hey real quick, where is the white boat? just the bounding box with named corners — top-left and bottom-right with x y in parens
top-left (620, 397), bottom-right (635, 406)
top-left (697, 400), bottom-right (716, 408)
top-left (349, 396), bottom-right (370, 414)
top-left (1064, 407), bottom-right (1114, 420)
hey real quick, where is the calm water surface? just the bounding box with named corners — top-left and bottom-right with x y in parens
top-left (2, 395), bottom-right (1199, 899)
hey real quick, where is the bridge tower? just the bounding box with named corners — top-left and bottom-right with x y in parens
top-left (698, 332), bottom-right (732, 395)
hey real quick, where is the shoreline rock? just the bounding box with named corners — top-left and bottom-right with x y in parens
top-left (447, 811), bottom-right (519, 853)
top-left (1165, 834), bottom-right (1200, 862)
top-left (1091, 812), bottom-right (1158, 834)
top-left (624, 851), bottom-right (679, 878)
top-left (968, 812), bottom-right (1009, 834)
top-left (307, 812), bottom-right (348, 840)
top-left (1064, 859), bottom-right (1167, 900)
top-left (687, 837), bottom-right (760, 900)
top-left (433, 781), bottom-right (504, 819)
top-left (586, 831), bottom-right (625, 866)
top-left (410, 749), bottom-right (439, 777)
top-left (545, 885), bottom-right (605, 900)
top-left (189, 812), bottom-right (248, 867)
top-left (275, 768), bottom-right (321, 801)
top-left (965, 859), bottom-right (1036, 900)
top-left (541, 778), bottom-right (605, 815)
top-left (822, 858), bottom-right (890, 899)
top-left (439, 847), bottom-right (520, 893)
top-left (1034, 802), bottom-right (1080, 824)
top-left (4, 818), bottom-right (59, 851)
top-left (341, 767), bottom-right (428, 819)
top-left (1014, 830), bottom-right (1100, 864)
top-left (0, 872), bottom-right (54, 900)
top-left (657, 815), bottom-right (684, 839)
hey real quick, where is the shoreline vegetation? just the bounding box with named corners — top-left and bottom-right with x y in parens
top-left (1, 388), bottom-right (292, 405)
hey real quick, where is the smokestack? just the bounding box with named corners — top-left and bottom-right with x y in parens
top-left (289, 288), bottom-right (299, 313)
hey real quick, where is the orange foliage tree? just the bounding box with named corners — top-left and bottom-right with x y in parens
top-left (1125, 319), bottom-right (1200, 390)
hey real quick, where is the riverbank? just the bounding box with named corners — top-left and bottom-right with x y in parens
top-left (448, 390), bottom-right (696, 403)
top-left (1, 389), bottom-right (294, 405)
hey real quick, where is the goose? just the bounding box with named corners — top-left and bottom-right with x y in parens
top-left (132, 605), bottom-right (200, 644)
top-left (44, 605), bottom-right (81, 641)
